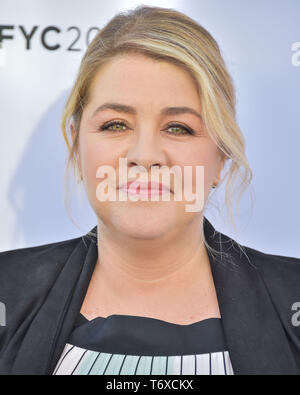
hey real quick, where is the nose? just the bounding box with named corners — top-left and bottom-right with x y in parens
top-left (126, 128), bottom-right (167, 170)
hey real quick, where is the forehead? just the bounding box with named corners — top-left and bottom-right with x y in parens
top-left (87, 54), bottom-right (201, 109)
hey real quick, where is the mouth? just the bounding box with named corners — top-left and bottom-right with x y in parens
top-left (117, 180), bottom-right (173, 197)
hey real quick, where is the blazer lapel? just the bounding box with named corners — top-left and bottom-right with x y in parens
top-left (204, 217), bottom-right (299, 375)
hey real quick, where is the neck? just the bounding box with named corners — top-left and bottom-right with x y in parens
top-left (93, 216), bottom-right (211, 288)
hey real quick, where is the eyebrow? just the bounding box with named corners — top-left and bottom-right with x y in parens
top-left (92, 102), bottom-right (203, 122)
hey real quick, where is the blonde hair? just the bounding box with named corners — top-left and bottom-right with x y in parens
top-left (61, 5), bottom-right (254, 260)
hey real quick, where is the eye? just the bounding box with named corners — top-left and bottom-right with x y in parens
top-left (99, 120), bottom-right (128, 132)
top-left (164, 123), bottom-right (195, 136)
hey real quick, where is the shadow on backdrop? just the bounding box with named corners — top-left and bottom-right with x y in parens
top-left (8, 90), bottom-right (96, 248)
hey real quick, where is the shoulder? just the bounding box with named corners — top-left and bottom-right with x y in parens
top-left (215, 224), bottom-right (300, 282)
top-left (0, 235), bottom-right (84, 300)
top-left (238, 243), bottom-right (300, 293)
top-left (0, 236), bottom-right (82, 274)
top-left (241, 244), bottom-right (300, 278)
top-left (216, 232), bottom-right (300, 305)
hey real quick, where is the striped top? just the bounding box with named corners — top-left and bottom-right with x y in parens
top-left (53, 313), bottom-right (234, 375)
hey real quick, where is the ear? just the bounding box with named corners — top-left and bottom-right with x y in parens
top-left (213, 154), bottom-right (226, 185)
top-left (70, 122), bottom-right (77, 147)
top-left (70, 122), bottom-right (82, 177)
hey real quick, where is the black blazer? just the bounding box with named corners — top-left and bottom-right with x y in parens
top-left (0, 217), bottom-right (299, 375)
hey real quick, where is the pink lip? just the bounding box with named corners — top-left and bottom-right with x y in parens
top-left (118, 181), bottom-right (172, 194)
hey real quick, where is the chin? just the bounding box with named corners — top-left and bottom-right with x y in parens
top-left (121, 227), bottom-right (167, 241)
top-left (110, 207), bottom-right (176, 240)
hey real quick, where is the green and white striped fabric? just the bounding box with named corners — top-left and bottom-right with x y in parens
top-left (53, 344), bottom-right (233, 375)
top-left (52, 314), bottom-right (234, 375)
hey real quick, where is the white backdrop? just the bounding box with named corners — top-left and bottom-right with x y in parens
top-left (1, 0), bottom-right (300, 258)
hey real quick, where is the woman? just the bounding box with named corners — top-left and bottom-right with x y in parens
top-left (0, 5), bottom-right (299, 375)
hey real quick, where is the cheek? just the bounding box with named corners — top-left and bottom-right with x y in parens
top-left (177, 143), bottom-right (220, 189)
top-left (80, 137), bottom-right (116, 194)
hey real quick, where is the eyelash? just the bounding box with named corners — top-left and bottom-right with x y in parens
top-left (99, 120), bottom-right (195, 136)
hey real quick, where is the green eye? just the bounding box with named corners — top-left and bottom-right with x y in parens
top-left (100, 121), bottom-right (127, 132)
top-left (169, 126), bottom-right (185, 134)
top-left (166, 124), bottom-right (194, 135)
